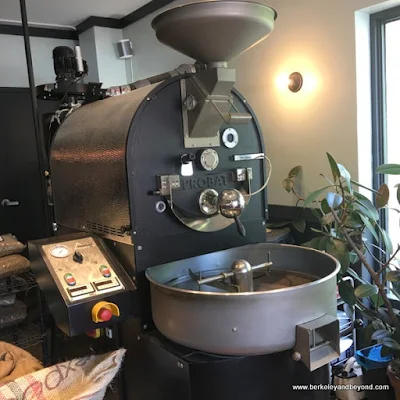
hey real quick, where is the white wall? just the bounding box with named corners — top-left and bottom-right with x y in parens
top-left (122, 0), bottom-right (194, 81)
top-left (232, 0), bottom-right (384, 206)
top-left (79, 27), bottom-right (128, 88)
top-left (79, 27), bottom-right (100, 83)
top-left (0, 34), bottom-right (77, 87)
top-left (122, 0), bottom-right (399, 206)
top-left (92, 27), bottom-right (128, 87)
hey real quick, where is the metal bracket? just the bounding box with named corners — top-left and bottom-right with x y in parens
top-left (293, 315), bottom-right (340, 371)
top-left (181, 79), bottom-right (220, 148)
top-left (156, 175), bottom-right (180, 196)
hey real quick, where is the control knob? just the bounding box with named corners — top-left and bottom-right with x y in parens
top-left (73, 251), bottom-right (83, 263)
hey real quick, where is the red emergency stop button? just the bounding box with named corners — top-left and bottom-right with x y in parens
top-left (91, 301), bottom-right (120, 323)
top-left (99, 265), bottom-right (111, 278)
top-left (98, 307), bottom-right (112, 322)
top-left (64, 273), bottom-right (76, 286)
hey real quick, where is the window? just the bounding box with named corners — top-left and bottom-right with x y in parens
top-left (371, 6), bottom-right (400, 251)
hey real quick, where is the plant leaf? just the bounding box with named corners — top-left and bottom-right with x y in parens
top-left (266, 221), bottom-right (291, 228)
top-left (396, 184), bottom-right (400, 205)
top-left (288, 166), bottom-right (302, 178)
top-left (293, 217), bottom-right (306, 233)
top-left (320, 199), bottom-right (331, 214)
top-left (372, 320), bottom-right (387, 331)
top-left (282, 178), bottom-right (294, 193)
top-left (354, 283), bottom-right (378, 298)
top-left (326, 238), bottom-right (348, 253)
top-left (376, 183), bottom-right (390, 208)
top-left (302, 236), bottom-right (322, 249)
top-left (382, 337), bottom-right (400, 350)
top-left (372, 329), bottom-right (391, 341)
top-left (344, 212), bottom-right (363, 228)
top-left (310, 208), bottom-right (322, 222)
top-left (327, 153), bottom-right (341, 182)
top-left (339, 280), bottom-right (356, 306)
top-left (348, 267), bottom-right (369, 284)
top-left (317, 236), bottom-right (330, 251)
top-left (370, 294), bottom-right (385, 307)
top-left (378, 225), bottom-right (394, 254)
top-left (381, 345), bottom-right (393, 357)
top-left (344, 304), bottom-right (354, 319)
top-left (377, 164), bottom-right (400, 175)
top-left (327, 239), bottom-right (350, 271)
top-left (303, 186), bottom-right (333, 207)
top-left (354, 193), bottom-right (379, 221)
top-left (390, 283), bottom-right (400, 300)
top-left (387, 271), bottom-right (400, 282)
top-left (338, 164), bottom-right (353, 194)
top-left (359, 213), bottom-right (379, 243)
top-left (351, 180), bottom-right (381, 195)
top-left (326, 192), bottom-right (343, 209)
top-left (359, 307), bottom-right (377, 321)
top-left (321, 212), bottom-right (335, 226)
top-left (349, 252), bottom-right (360, 265)
top-left (377, 308), bottom-right (392, 325)
top-left (363, 323), bottom-right (375, 346)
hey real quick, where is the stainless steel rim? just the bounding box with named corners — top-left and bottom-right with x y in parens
top-left (145, 244), bottom-right (340, 298)
top-left (151, 1), bottom-right (278, 28)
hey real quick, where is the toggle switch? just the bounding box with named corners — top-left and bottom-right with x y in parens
top-left (87, 329), bottom-right (102, 339)
top-left (99, 265), bottom-right (111, 278)
top-left (91, 301), bottom-right (120, 323)
top-left (64, 273), bottom-right (76, 286)
top-left (180, 153), bottom-right (195, 177)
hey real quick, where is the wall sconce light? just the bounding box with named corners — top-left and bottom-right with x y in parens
top-left (288, 72), bottom-right (303, 92)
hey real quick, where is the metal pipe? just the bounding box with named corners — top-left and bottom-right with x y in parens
top-left (129, 63), bottom-right (201, 90)
top-left (19, 0), bottom-right (52, 235)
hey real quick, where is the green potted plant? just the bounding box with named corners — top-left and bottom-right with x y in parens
top-left (282, 154), bottom-right (400, 397)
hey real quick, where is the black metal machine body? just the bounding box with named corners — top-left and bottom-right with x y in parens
top-left (49, 76), bottom-right (267, 323)
top-left (122, 325), bottom-right (329, 400)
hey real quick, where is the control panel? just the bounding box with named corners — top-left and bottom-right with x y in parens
top-left (41, 236), bottom-right (124, 302)
top-left (29, 233), bottom-right (135, 337)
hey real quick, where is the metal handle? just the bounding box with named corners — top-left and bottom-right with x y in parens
top-left (234, 216), bottom-right (246, 237)
top-left (191, 261), bottom-right (272, 286)
top-left (1, 199), bottom-right (19, 207)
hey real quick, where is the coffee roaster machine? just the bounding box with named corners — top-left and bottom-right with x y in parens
top-left (29, 2), bottom-right (342, 399)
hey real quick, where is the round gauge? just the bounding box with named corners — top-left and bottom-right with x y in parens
top-left (200, 149), bottom-right (219, 171)
top-left (50, 245), bottom-right (70, 258)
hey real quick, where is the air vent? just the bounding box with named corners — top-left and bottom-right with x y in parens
top-left (85, 221), bottom-right (125, 237)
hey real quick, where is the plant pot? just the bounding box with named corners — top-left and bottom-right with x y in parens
top-left (388, 364), bottom-right (400, 400)
top-left (362, 367), bottom-right (394, 400)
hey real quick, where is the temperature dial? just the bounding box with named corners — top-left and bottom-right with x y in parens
top-left (200, 149), bottom-right (219, 171)
top-left (50, 245), bottom-right (70, 258)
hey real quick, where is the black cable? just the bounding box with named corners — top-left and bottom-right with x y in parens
top-left (47, 75), bottom-right (86, 153)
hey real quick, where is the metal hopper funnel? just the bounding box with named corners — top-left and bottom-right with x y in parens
top-left (152, 1), bottom-right (277, 148)
top-left (152, 1), bottom-right (277, 66)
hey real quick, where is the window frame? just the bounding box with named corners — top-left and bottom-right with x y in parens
top-left (370, 6), bottom-right (400, 191)
top-left (370, 6), bottom-right (400, 249)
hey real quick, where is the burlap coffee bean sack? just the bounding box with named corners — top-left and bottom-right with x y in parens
top-left (0, 235), bottom-right (25, 258)
top-left (0, 255), bottom-right (30, 279)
